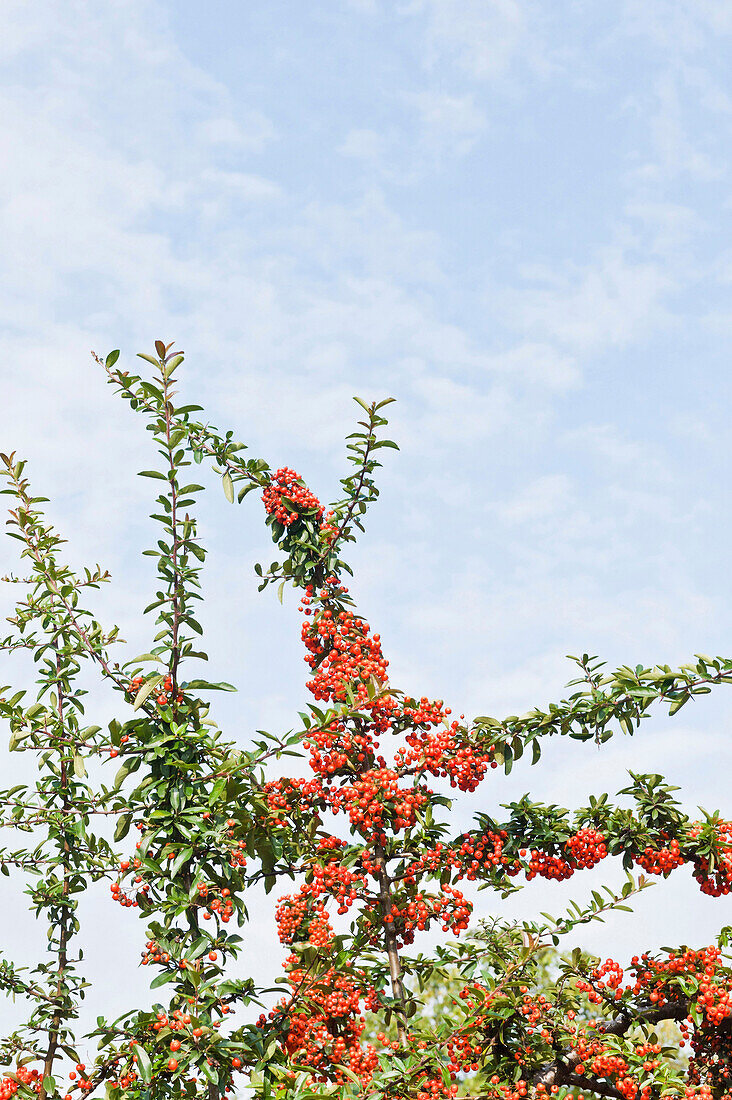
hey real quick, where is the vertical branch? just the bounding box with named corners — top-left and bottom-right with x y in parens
top-left (0, 452), bottom-right (117, 1094)
top-left (106, 347), bottom-right (234, 1097)
top-left (161, 364), bottom-right (182, 695)
top-left (39, 647), bottom-right (73, 1100)
top-left (374, 843), bottom-right (408, 1044)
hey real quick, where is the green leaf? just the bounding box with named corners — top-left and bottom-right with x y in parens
top-left (170, 846), bottom-right (193, 877)
top-left (334, 1065), bottom-right (362, 1089)
top-left (133, 674), bottom-right (164, 711)
top-left (222, 472), bottom-right (234, 503)
top-left (114, 814), bottom-right (132, 842)
top-left (105, 350), bottom-right (120, 368)
top-left (150, 970), bottom-right (175, 989)
top-left (135, 1043), bottom-right (152, 1083)
top-left (184, 680), bottom-right (236, 692)
top-left (114, 762), bottom-right (132, 789)
top-left (199, 1062), bottom-right (219, 1086)
top-left (185, 935), bottom-right (211, 962)
top-left (73, 753), bottom-right (87, 779)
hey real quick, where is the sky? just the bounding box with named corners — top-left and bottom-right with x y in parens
top-left (1, 0), bottom-right (732, 1049)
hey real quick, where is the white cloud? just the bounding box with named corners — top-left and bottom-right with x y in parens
top-left (197, 111), bottom-right (278, 151)
top-left (341, 95), bottom-right (486, 171)
top-left (645, 74), bottom-right (722, 182)
top-left (621, 0), bottom-right (732, 52)
top-left (0, 0), bottom-right (67, 60)
top-left (485, 342), bottom-right (580, 389)
top-left (563, 423), bottom-right (659, 470)
top-left (402, 0), bottom-right (526, 80)
top-left (285, 190), bottom-right (445, 284)
top-left (495, 473), bottom-right (572, 523)
top-left (339, 127), bottom-right (389, 163)
top-left (200, 168), bottom-right (283, 201)
top-left (405, 90), bottom-right (486, 156)
top-left (408, 374), bottom-right (515, 443)
top-left (504, 246), bottom-right (673, 352)
top-left (625, 200), bottom-right (705, 254)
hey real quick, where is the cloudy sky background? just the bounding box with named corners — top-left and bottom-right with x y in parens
top-left (1, 0), bottom-right (732, 1047)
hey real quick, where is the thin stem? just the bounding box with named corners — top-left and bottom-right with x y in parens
top-left (162, 365), bottom-right (182, 695)
top-left (316, 407), bottom-right (377, 564)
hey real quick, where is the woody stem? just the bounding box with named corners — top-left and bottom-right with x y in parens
top-left (374, 842), bottom-right (408, 1044)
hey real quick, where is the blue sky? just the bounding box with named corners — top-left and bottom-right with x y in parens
top-left (1, 0), bottom-right (732, 1040)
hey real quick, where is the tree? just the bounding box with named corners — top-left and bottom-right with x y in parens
top-left (0, 341), bottom-right (731, 1100)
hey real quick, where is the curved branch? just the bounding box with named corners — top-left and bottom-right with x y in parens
top-left (532, 1000), bottom-right (688, 1096)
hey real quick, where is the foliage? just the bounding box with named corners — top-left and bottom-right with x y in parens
top-left (0, 341), bottom-right (730, 1100)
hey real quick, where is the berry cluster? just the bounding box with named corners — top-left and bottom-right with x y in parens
top-left (522, 848), bottom-right (574, 882)
top-left (565, 827), bottom-right (607, 868)
top-left (195, 882), bottom-right (234, 923)
top-left (389, 884), bottom-right (472, 943)
top-left (0, 1067), bottom-right (40, 1100)
top-left (690, 821), bottom-right (732, 895)
top-left (634, 836), bottom-right (684, 876)
top-left (263, 885), bottom-right (381, 1088)
top-left (262, 467), bottom-right (324, 527)
top-left (110, 855), bottom-right (148, 908)
top-left (301, 594), bottom-right (389, 705)
top-left (397, 724), bottom-right (495, 792)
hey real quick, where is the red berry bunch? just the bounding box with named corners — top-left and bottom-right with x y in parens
top-left (565, 827), bottom-right (607, 868)
top-left (634, 835), bottom-right (684, 876)
top-left (690, 821), bottom-right (732, 895)
top-left (262, 467), bottom-right (324, 527)
top-left (0, 1067), bottom-right (41, 1100)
